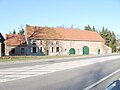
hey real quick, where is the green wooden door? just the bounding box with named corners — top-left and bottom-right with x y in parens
top-left (69, 48), bottom-right (75, 55)
top-left (83, 46), bottom-right (89, 55)
top-left (98, 49), bottom-right (100, 54)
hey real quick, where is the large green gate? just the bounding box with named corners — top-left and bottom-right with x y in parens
top-left (69, 48), bottom-right (75, 55)
top-left (83, 46), bottom-right (89, 55)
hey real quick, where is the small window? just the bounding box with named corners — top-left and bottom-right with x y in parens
top-left (56, 47), bottom-right (59, 52)
top-left (33, 47), bottom-right (36, 53)
top-left (52, 47), bottom-right (54, 52)
top-left (21, 48), bottom-right (24, 50)
top-left (40, 47), bottom-right (42, 52)
top-left (32, 40), bottom-right (36, 45)
top-left (21, 48), bottom-right (25, 54)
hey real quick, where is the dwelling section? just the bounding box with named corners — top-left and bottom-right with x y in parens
top-left (25, 25), bottom-right (109, 56)
top-left (0, 33), bottom-right (5, 56)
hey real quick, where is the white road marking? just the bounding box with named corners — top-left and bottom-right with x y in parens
top-left (0, 56), bottom-right (120, 83)
top-left (83, 69), bottom-right (120, 90)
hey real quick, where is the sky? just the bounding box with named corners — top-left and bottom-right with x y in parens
top-left (0, 0), bottom-right (120, 37)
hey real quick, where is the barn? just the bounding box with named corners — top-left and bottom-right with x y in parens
top-left (5, 25), bottom-right (112, 56)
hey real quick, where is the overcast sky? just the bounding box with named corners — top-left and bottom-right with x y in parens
top-left (0, 0), bottom-right (120, 37)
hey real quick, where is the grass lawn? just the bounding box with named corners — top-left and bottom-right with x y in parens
top-left (0, 55), bottom-right (85, 62)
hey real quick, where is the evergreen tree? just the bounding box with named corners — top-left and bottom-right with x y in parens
top-left (100, 27), bottom-right (117, 52)
top-left (84, 25), bottom-right (98, 31)
top-left (87, 25), bottom-right (91, 31)
top-left (13, 29), bottom-right (16, 34)
top-left (84, 25), bottom-right (92, 31)
top-left (92, 26), bottom-right (96, 31)
top-left (84, 26), bottom-right (89, 30)
top-left (102, 27), bottom-right (105, 33)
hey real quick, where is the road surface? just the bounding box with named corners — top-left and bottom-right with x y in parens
top-left (0, 54), bottom-right (120, 90)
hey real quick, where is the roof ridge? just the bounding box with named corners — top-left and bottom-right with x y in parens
top-left (26, 25), bottom-right (98, 33)
top-left (26, 24), bottom-right (105, 42)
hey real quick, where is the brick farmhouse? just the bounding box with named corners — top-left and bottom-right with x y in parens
top-left (5, 25), bottom-right (112, 56)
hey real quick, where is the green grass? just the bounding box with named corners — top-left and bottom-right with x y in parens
top-left (0, 55), bottom-right (84, 62)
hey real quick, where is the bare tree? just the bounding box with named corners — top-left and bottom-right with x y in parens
top-left (27, 25), bottom-right (61, 55)
top-left (18, 24), bottom-right (25, 35)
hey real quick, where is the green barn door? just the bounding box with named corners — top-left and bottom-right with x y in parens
top-left (69, 48), bottom-right (75, 55)
top-left (83, 46), bottom-right (89, 55)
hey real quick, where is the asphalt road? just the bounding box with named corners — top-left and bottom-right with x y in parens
top-left (0, 54), bottom-right (119, 69)
top-left (0, 54), bottom-right (120, 90)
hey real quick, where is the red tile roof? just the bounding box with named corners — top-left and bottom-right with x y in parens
top-left (26, 25), bottom-right (105, 42)
top-left (6, 34), bottom-right (26, 46)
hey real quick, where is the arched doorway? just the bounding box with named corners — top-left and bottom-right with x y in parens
top-left (83, 46), bottom-right (89, 55)
top-left (69, 48), bottom-right (75, 55)
top-left (98, 49), bottom-right (100, 54)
